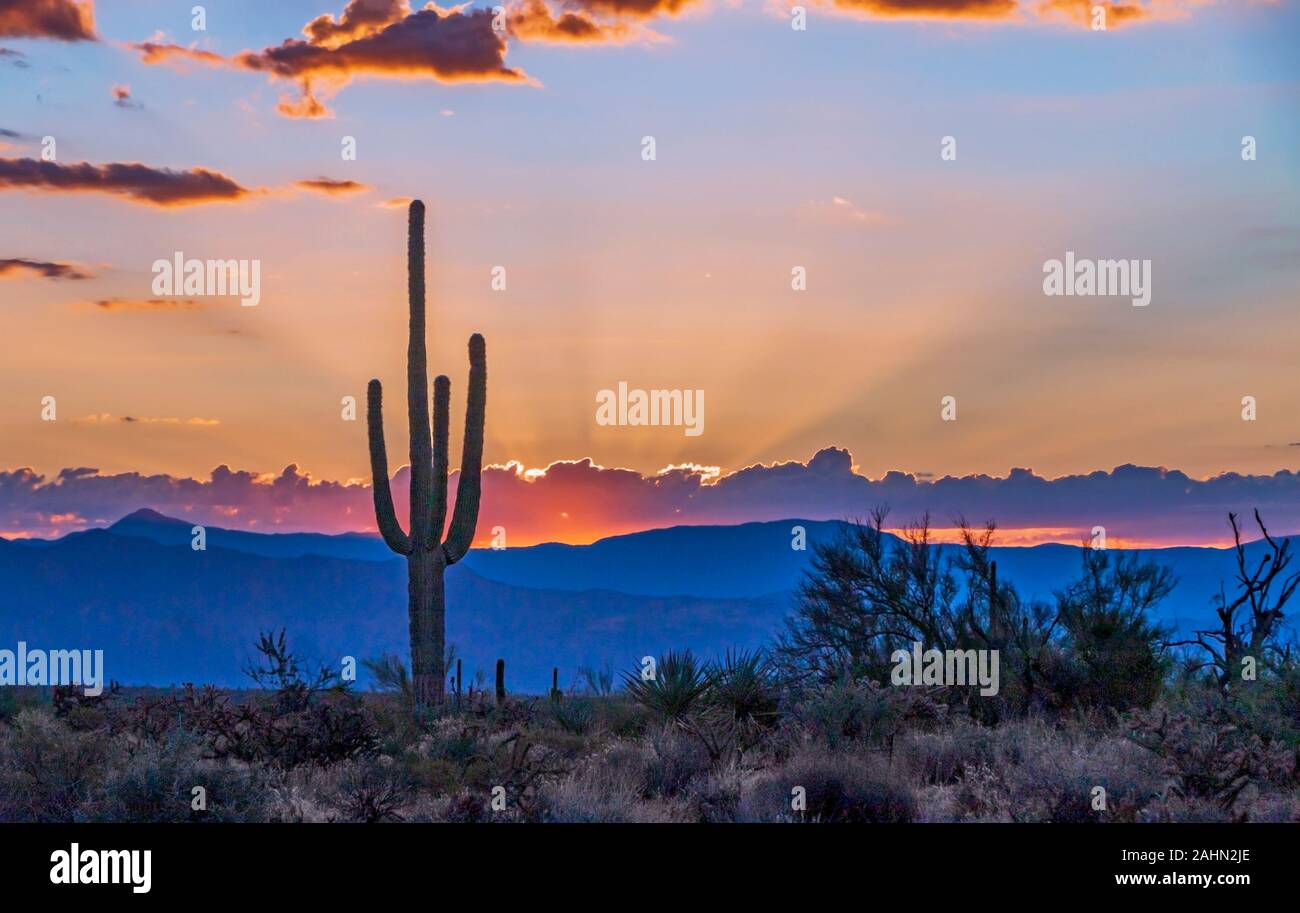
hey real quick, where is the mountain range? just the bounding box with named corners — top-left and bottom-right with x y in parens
top-left (0, 509), bottom-right (1271, 691)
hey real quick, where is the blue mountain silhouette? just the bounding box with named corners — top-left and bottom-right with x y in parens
top-left (0, 509), bottom-right (1260, 691)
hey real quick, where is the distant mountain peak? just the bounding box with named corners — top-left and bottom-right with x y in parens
top-left (113, 508), bottom-right (187, 527)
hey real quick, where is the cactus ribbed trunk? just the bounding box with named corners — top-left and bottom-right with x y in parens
top-left (366, 199), bottom-right (487, 715)
top-left (407, 548), bottom-right (446, 707)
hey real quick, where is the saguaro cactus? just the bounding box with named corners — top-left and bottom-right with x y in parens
top-left (367, 200), bottom-right (486, 710)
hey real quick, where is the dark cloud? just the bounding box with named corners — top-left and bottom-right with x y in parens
top-left (5, 448), bottom-right (1300, 545)
top-left (563, 0), bottom-right (700, 18)
top-left (828, 0), bottom-right (1018, 18)
top-left (136, 5), bottom-right (530, 117)
top-left (0, 257), bottom-right (91, 280)
top-left (508, 0), bottom-right (639, 43)
top-left (0, 0), bottom-right (96, 41)
top-left (0, 157), bottom-right (252, 206)
top-left (235, 8), bottom-right (527, 85)
top-left (294, 177), bottom-right (370, 195)
top-left (304, 0), bottom-right (409, 46)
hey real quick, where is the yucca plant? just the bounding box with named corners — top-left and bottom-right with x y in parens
top-left (622, 650), bottom-right (711, 723)
top-left (708, 648), bottom-right (779, 729)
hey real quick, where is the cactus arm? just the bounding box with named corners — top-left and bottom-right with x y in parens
top-left (366, 379), bottom-right (411, 555)
top-left (443, 333), bottom-right (486, 564)
top-left (430, 374), bottom-right (450, 546)
top-left (406, 200), bottom-right (434, 549)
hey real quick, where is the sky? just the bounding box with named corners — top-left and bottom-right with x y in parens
top-left (1, 0), bottom-right (1298, 545)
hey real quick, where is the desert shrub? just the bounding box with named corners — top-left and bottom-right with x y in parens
top-left (458, 730), bottom-right (565, 821)
top-left (1127, 698), bottom-right (1297, 819)
top-left (0, 686), bottom-right (49, 724)
top-left (790, 677), bottom-right (940, 752)
top-left (687, 768), bottom-right (744, 823)
top-left (323, 758), bottom-right (411, 823)
top-left (0, 709), bottom-right (112, 822)
top-left (896, 719), bottom-right (998, 786)
top-left (577, 662), bottom-right (616, 697)
top-left (539, 743), bottom-right (679, 823)
top-left (643, 726), bottom-right (714, 798)
top-left (994, 720), bottom-right (1161, 823)
top-left (92, 730), bottom-right (267, 822)
top-left (738, 750), bottom-right (916, 823)
top-left (550, 696), bottom-right (597, 736)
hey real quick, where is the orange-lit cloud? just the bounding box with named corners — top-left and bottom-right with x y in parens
top-left (304, 0), bottom-right (410, 47)
top-left (797, 0), bottom-right (1202, 26)
top-left (111, 83), bottom-right (141, 108)
top-left (564, 0), bottom-right (702, 18)
top-left (134, 5), bottom-right (532, 117)
top-left (1036, 0), bottom-right (1146, 26)
top-left (0, 257), bottom-right (91, 280)
top-left (507, 0), bottom-right (644, 43)
top-left (276, 88), bottom-right (334, 118)
top-left (823, 0), bottom-right (1018, 18)
top-left (234, 6), bottom-right (530, 89)
top-left (0, 157), bottom-right (252, 207)
top-left (0, 0), bottom-right (96, 41)
top-left (295, 177), bottom-right (370, 195)
top-left (132, 41), bottom-right (225, 68)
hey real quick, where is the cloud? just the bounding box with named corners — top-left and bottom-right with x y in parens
top-left (91, 298), bottom-right (204, 311)
top-left (295, 177), bottom-right (370, 195)
top-left (563, 0), bottom-right (702, 18)
top-left (507, 0), bottom-right (646, 43)
top-left (131, 41), bottom-right (225, 68)
top-left (801, 195), bottom-right (888, 228)
top-left (0, 157), bottom-right (253, 206)
top-left (823, 0), bottom-right (1019, 18)
top-left (5, 448), bottom-right (1300, 545)
top-left (235, 7), bottom-right (528, 83)
top-left (379, 196), bottom-right (413, 208)
top-left (111, 83), bottom-right (141, 108)
top-left (276, 88), bottom-right (334, 118)
top-left (135, 4), bottom-right (532, 116)
top-left (1036, 0), bottom-right (1147, 25)
top-left (73, 413), bottom-right (220, 425)
top-left (304, 0), bottom-right (410, 47)
top-left (0, 0), bottom-right (96, 41)
top-left (0, 46), bottom-right (29, 66)
top-left (797, 0), bottom-right (1198, 26)
top-left (0, 257), bottom-right (91, 280)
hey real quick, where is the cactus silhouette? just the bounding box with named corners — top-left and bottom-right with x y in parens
top-left (367, 199), bottom-right (486, 710)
